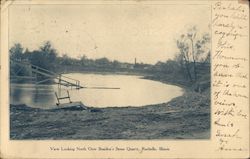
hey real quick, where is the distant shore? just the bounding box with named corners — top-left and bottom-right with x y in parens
top-left (10, 72), bottom-right (210, 139)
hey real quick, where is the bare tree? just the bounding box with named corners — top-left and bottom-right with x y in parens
top-left (187, 26), bottom-right (197, 80)
top-left (177, 34), bottom-right (193, 81)
top-left (176, 26), bottom-right (210, 82)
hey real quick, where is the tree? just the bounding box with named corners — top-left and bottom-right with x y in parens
top-left (176, 26), bottom-right (210, 81)
top-left (23, 48), bottom-right (31, 59)
top-left (79, 55), bottom-right (88, 66)
top-left (112, 60), bottom-right (121, 69)
top-left (195, 33), bottom-right (211, 63)
top-left (39, 41), bottom-right (57, 63)
top-left (177, 34), bottom-right (193, 81)
top-left (29, 41), bottom-right (58, 71)
top-left (95, 57), bottom-right (110, 67)
top-left (9, 44), bottom-right (30, 78)
top-left (10, 43), bottom-right (24, 60)
top-left (60, 54), bottom-right (72, 65)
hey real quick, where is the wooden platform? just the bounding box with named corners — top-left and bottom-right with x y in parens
top-left (49, 101), bottom-right (88, 110)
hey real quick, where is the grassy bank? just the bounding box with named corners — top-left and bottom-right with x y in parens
top-left (10, 72), bottom-right (210, 139)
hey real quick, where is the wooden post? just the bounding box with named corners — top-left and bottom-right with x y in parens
top-left (58, 74), bottom-right (61, 96)
top-left (67, 90), bottom-right (72, 103)
top-left (55, 92), bottom-right (60, 105)
top-left (35, 66), bottom-right (38, 82)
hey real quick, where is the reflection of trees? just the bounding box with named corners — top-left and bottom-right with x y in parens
top-left (34, 86), bottom-right (40, 103)
top-left (10, 84), bottom-right (58, 107)
top-left (10, 86), bottom-right (23, 104)
top-left (33, 85), bottom-right (56, 106)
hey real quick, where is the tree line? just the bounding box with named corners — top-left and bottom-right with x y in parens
top-left (10, 41), bottom-right (151, 72)
top-left (10, 26), bottom-right (210, 84)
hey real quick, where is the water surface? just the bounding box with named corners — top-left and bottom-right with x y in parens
top-left (10, 73), bottom-right (183, 108)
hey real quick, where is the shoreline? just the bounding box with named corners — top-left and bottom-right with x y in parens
top-left (10, 72), bottom-right (210, 139)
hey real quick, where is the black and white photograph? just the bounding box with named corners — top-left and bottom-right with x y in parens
top-left (9, 3), bottom-right (211, 140)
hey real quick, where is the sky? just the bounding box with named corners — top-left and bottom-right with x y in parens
top-left (9, 4), bottom-right (210, 64)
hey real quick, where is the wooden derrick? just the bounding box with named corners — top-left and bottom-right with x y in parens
top-left (10, 59), bottom-right (83, 89)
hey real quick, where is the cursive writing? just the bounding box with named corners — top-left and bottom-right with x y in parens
top-left (212, 1), bottom-right (248, 152)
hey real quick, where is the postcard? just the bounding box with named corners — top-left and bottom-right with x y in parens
top-left (0, 0), bottom-right (249, 158)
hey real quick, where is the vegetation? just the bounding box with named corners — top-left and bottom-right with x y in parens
top-left (10, 27), bottom-right (211, 139)
top-left (10, 41), bottom-right (152, 75)
top-left (176, 26), bottom-right (210, 82)
top-left (10, 26), bottom-right (210, 92)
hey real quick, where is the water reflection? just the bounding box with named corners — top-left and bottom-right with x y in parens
top-left (10, 84), bottom-right (56, 108)
top-left (10, 74), bottom-right (184, 108)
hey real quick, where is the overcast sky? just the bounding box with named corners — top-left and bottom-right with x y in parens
top-left (9, 4), bottom-right (210, 64)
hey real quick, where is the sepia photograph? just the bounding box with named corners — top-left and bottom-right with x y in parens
top-left (9, 4), bottom-right (211, 140)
